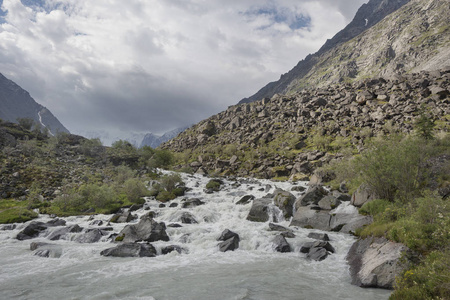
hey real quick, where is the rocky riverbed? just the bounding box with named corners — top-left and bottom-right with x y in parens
top-left (0, 171), bottom-right (393, 300)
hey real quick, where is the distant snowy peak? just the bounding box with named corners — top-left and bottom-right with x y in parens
top-left (140, 125), bottom-right (191, 148)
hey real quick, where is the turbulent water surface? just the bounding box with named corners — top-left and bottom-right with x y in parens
top-left (0, 172), bottom-right (391, 300)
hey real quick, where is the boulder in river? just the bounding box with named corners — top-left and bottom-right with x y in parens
top-left (46, 224), bottom-right (83, 241)
top-left (181, 198), bottom-right (205, 208)
top-left (289, 206), bottom-right (331, 231)
top-left (119, 215), bottom-right (170, 243)
top-left (246, 198), bottom-right (272, 222)
top-left (217, 229), bottom-right (240, 252)
top-left (100, 243), bottom-right (157, 258)
top-left (272, 234), bottom-right (291, 253)
top-left (235, 195), bottom-right (255, 205)
top-left (74, 228), bottom-right (105, 243)
top-left (295, 185), bottom-right (328, 209)
top-left (273, 189), bottom-right (296, 218)
top-left (30, 242), bottom-right (62, 258)
top-left (300, 241), bottom-right (335, 261)
top-left (16, 219), bottom-right (66, 240)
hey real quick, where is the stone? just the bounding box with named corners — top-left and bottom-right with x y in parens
top-left (30, 242), bottom-right (62, 258)
top-left (181, 198), bottom-right (205, 208)
top-left (180, 212), bottom-right (198, 224)
top-left (307, 232), bottom-right (330, 241)
top-left (217, 229), bottom-right (240, 242)
top-left (307, 247), bottom-right (329, 261)
top-left (295, 185), bottom-right (328, 210)
top-left (246, 198), bottom-right (272, 222)
top-left (289, 206), bottom-right (331, 231)
top-left (47, 224), bottom-right (83, 241)
top-left (235, 195), bottom-right (255, 205)
top-left (119, 216), bottom-right (170, 243)
top-left (162, 245), bottom-right (185, 255)
top-left (347, 237), bottom-right (409, 289)
top-left (74, 229), bottom-right (104, 243)
top-left (110, 211), bottom-right (135, 223)
top-left (317, 195), bottom-right (341, 210)
top-left (351, 184), bottom-right (377, 207)
top-left (273, 189), bottom-right (296, 218)
top-left (272, 235), bottom-right (291, 253)
top-left (100, 243), bottom-right (157, 257)
top-left (16, 222), bottom-right (49, 240)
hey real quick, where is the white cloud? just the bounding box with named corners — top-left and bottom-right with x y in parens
top-left (0, 0), bottom-right (367, 139)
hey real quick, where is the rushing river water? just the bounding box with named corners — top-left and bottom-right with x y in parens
top-left (0, 172), bottom-right (391, 300)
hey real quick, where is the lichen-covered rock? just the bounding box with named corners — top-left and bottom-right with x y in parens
top-left (351, 184), bottom-right (378, 207)
top-left (347, 237), bottom-right (409, 289)
top-left (273, 189), bottom-right (296, 218)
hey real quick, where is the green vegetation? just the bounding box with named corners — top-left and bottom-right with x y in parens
top-left (0, 197), bottom-right (38, 223)
top-left (328, 133), bottom-right (449, 299)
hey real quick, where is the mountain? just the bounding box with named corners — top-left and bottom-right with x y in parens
top-left (0, 73), bottom-right (69, 135)
top-left (162, 0), bottom-right (450, 178)
top-left (140, 126), bottom-right (190, 148)
top-left (239, 0), bottom-right (449, 104)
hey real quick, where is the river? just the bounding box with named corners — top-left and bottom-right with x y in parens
top-left (0, 172), bottom-right (391, 300)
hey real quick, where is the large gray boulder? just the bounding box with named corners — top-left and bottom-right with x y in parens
top-left (295, 185), bottom-right (328, 210)
top-left (246, 198), bottom-right (273, 222)
top-left (273, 189), bottom-right (296, 218)
top-left (289, 206), bottom-right (331, 231)
top-left (351, 184), bottom-right (378, 207)
top-left (100, 243), bottom-right (157, 258)
top-left (118, 216), bottom-right (169, 243)
top-left (347, 237), bottom-right (409, 289)
top-left (16, 219), bottom-right (66, 240)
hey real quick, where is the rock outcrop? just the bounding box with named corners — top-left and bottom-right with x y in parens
top-left (347, 237), bottom-right (409, 289)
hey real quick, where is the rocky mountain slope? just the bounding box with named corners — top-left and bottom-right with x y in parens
top-left (162, 69), bottom-right (449, 179)
top-left (0, 73), bottom-right (69, 135)
top-left (240, 0), bottom-right (449, 104)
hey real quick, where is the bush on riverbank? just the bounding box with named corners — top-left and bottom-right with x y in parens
top-left (330, 133), bottom-right (449, 299)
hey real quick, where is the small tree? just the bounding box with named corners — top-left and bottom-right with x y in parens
top-left (17, 117), bottom-right (34, 130)
top-left (414, 112), bottom-right (435, 140)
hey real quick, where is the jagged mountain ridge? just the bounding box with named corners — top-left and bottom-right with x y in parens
top-left (239, 0), bottom-right (449, 104)
top-left (0, 73), bottom-right (69, 134)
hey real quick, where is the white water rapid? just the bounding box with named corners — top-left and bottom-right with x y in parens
top-left (0, 172), bottom-right (391, 300)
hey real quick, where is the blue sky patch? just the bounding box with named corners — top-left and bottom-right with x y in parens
top-left (244, 4), bottom-right (311, 31)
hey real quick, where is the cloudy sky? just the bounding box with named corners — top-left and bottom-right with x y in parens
top-left (0, 0), bottom-right (367, 143)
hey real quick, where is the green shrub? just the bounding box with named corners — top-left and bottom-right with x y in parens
top-left (160, 173), bottom-right (183, 192)
top-left (391, 250), bottom-right (450, 300)
top-left (156, 190), bottom-right (176, 202)
top-left (147, 149), bottom-right (174, 169)
top-left (121, 178), bottom-right (149, 204)
top-left (114, 164), bottom-right (136, 184)
top-left (79, 184), bottom-right (117, 210)
top-left (206, 179), bottom-right (222, 191)
top-left (359, 199), bottom-right (391, 216)
top-left (17, 117), bottom-right (34, 130)
top-left (353, 135), bottom-right (431, 202)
